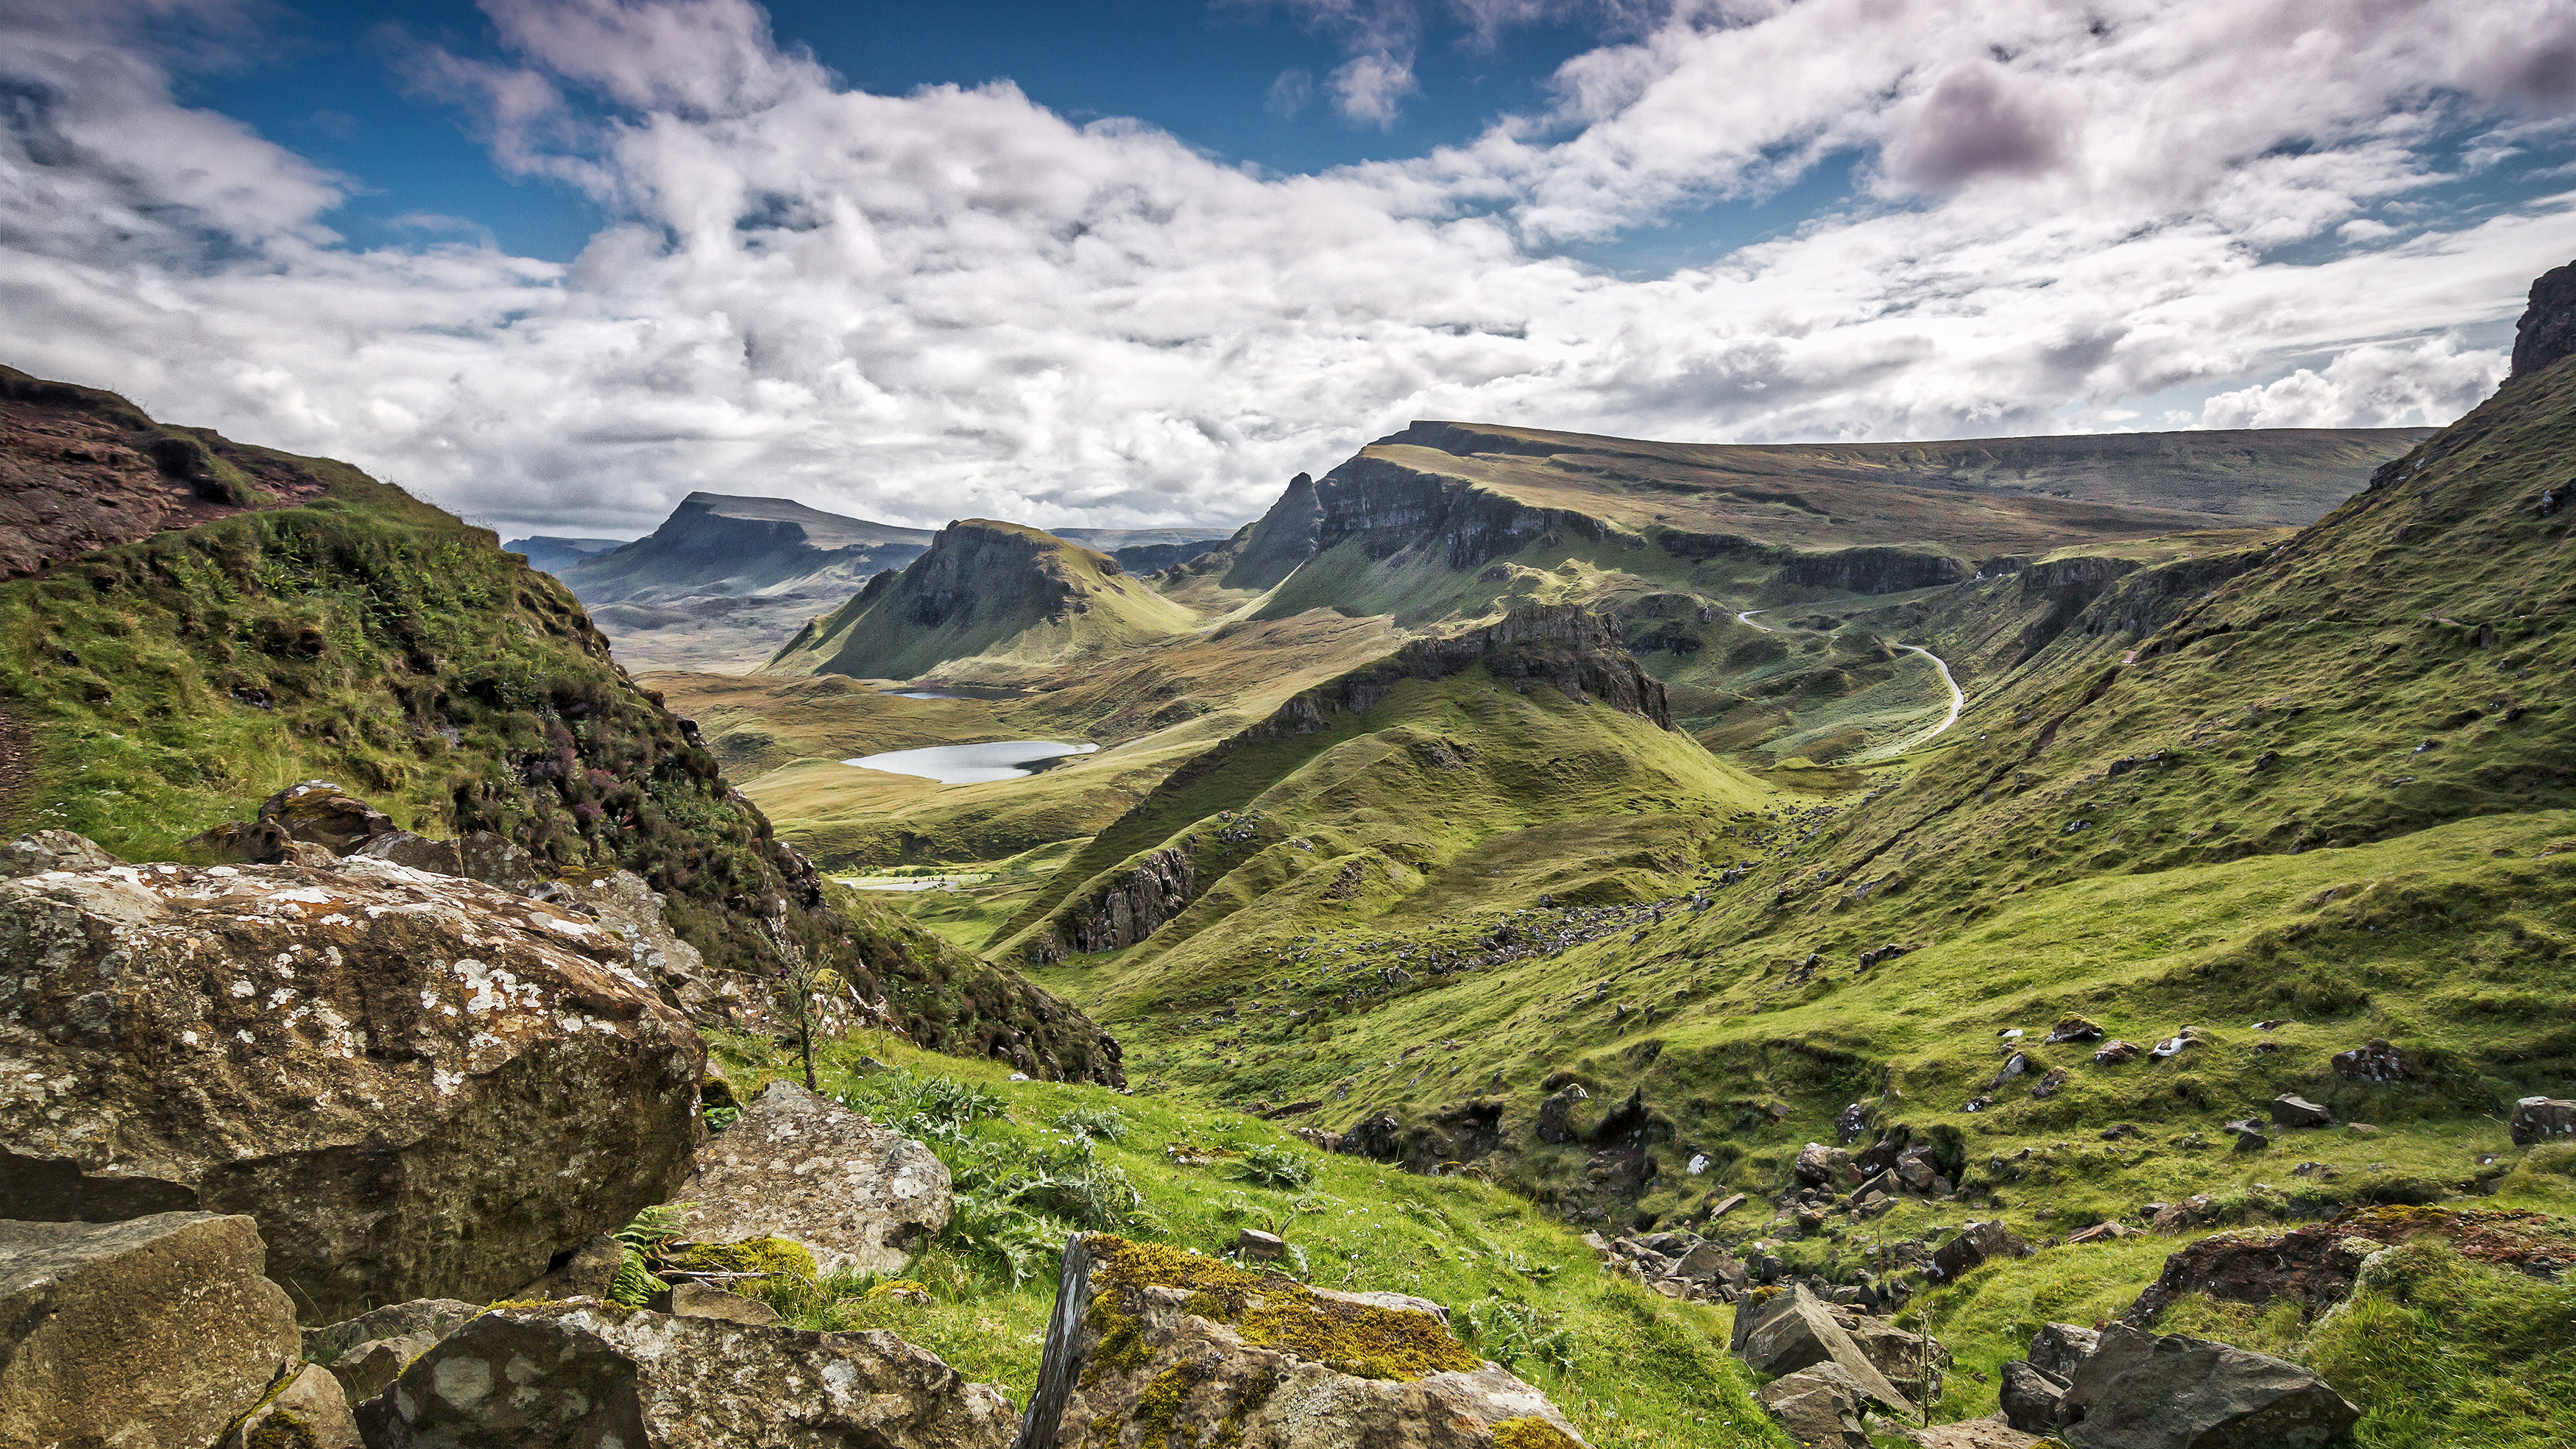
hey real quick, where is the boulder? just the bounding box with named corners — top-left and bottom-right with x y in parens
top-left (1931, 1221), bottom-right (2025, 1280)
top-left (2092, 1040), bottom-right (2141, 1065)
top-left (1236, 1228), bottom-right (1287, 1264)
top-left (1535, 1083), bottom-right (1590, 1144)
top-left (1795, 1142), bottom-right (1856, 1188)
top-left (2269, 1094), bottom-right (2333, 1129)
top-left (2150, 1195), bottom-right (2214, 1233)
top-left (259, 780), bottom-right (395, 854)
top-left (1730, 1286), bottom-right (1912, 1414)
top-left (1907, 1416), bottom-right (2045, 1448)
top-left (327, 1334), bottom-right (443, 1409)
top-left (1845, 1317), bottom-right (1947, 1403)
top-left (1998, 1360), bottom-right (2066, 1434)
top-left (0, 829), bottom-right (122, 878)
top-left (1758, 1363), bottom-right (1874, 1448)
top-left (676, 1080), bottom-right (951, 1277)
top-left (0, 1212), bottom-right (300, 1449)
top-left (2123, 1222), bottom-right (2382, 1327)
top-left (668, 1280), bottom-right (781, 1325)
top-left (1015, 1234), bottom-right (1593, 1449)
top-left (185, 818), bottom-right (297, 865)
top-left (2028, 1322), bottom-right (2101, 1383)
top-left (2031, 1067), bottom-right (2069, 1099)
top-left (534, 869), bottom-right (715, 1012)
top-left (0, 857), bottom-right (705, 1322)
top-left (2510, 1096), bottom-right (2576, 1146)
top-left (513, 1234), bottom-right (624, 1302)
top-left (350, 830), bottom-right (464, 876)
top-left (2330, 1039), bottom-right (2412, 1084)
top-left (1672, 1240), bottom-right (1747, 1292)
top-left (218, 1362), bottom-right (359, 1449)
top-left (305, 1298), bottom-right (481, 1406)
top-left (2045, 1015), bottom-right (2104, 1044)
top-left (2054, 1324), bottom-right (2357, 1448)
top-left (2224, 1119), bottom-right (2270, 1152)
top-left (455, 830), bottom-right (542, 893)
top-left (356, 1300), bottom-right (1015, 1449)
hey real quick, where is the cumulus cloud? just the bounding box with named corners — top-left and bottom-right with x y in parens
top-left (0, 0), bottom-right (2570, 539)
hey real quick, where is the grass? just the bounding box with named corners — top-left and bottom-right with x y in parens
top-left (701, 1027), bottom-right (1791, 1449)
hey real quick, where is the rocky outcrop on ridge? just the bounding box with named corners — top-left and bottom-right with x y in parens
top-left (2511, 258), bottom-right (2576, 378)
top-left (1060, 847), bottom-right (1195, 954)
top-left (0, 1212), bottom-right (301, 1449)
top-left (1250, 604), bottom-right (1671, 740)
top-left (1014, 1235), bottom-right (1593, 1449)
top-left (0, 854), bottom-right (704, 1322)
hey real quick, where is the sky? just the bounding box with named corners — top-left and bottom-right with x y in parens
top-left (2, 1), bottom-right (2572, 540)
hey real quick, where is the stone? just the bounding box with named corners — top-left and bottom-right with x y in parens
top-left (2510, 1096), bottom-right (2576, 1146)
top-left (669, 1280), bottom-right (782, 1325)
top-left (1990, 1052), bottom-right (2030, 1088)
top-left (1895, 1147), bottom-right (1939, 1192)
top-left (2031, 1067), bottom-right (2069, 1099)
top-left (1795, 1141), bottom-right (1857, 1188)
top-left (1835, 1101), bottom-right (1871, 1145)
top-left (0, 857), bottom-right (705, 1323)
top-left (349, 830), bottom-right (464, 876)
top-left (1536, 1083), bottom-right (1590, 1144)
top-left (1998, 1360), bottom-right (2067, 1434)
top-left (1236, 1228), bottom-right (1287, 1264)
top-left (2028, 1323), bottom-right (2101, 1384)
top-left (1846, 1317), bottom-right (1949, 1403)
top-left (455, 830), bottom-right (542, 892)
top-left (2093, 1040), bottom-right (2141, 1065)
top-left (1758, 1363), bottom-right (1873, 1448)
top-left (2269, 1094), bottom-right (2333, 1129)
top-left (514, 1234), bottom-right (624, 1302)
top-left (328, 1334), bottom-right (442, 1408)
top-left (0, 1212), bottom-right (300, 1449)
top-left (2067, 1221), bottom-right (2137, 1245)
top-left (2150, 1195), bottom-right (2213, 1233)
top-left (2123, 1223), bottom-right (2383, 1328)
top-left (676, 1080), bottom-right (951, 1277)
top-left (258, 780), bottom-right (396, 854)
top-left (218, 1363), bottom-right (359, 1449)
top-left (1708, 1191), bottom-right (1749, 1219)
top-left (2224, 1119), bottom-right (2270, 1152)
top-left (0, 829), bottom-right (122, 878)
top-left (304, 1299), bottom-right (482, 1370)
top-left (1931, 1221), bottom-right (2025, 1280)
top-left (2054, 1323), bottom-right (2358, 1448)
top-left (357, 1300), bottom-right (1015, 1449)
top-left (2045, 1015), bottom-right (2105, 1044)
top-left (2330, 1039), bottom-right (2412, 1084)
top-left (1731, 1285), bottom-right (1912, 1414)
top-left (1015, 1235), bottom-right (1593, 1449)
top-left (1907, 1415), bottom-right (2045, 1448)
top-left (534, 870), bottom-right (714, 1013)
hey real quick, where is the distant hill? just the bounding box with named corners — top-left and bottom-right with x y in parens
top-left (503, 535), bottom-right (627, 573)
top-left (765, 519), bottom-right (1197, 682)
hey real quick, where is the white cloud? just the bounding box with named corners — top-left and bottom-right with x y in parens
top-left (0, 0), bottom-right (2569, 541)
top-left (1330, 50), bottom-right (1420, 127)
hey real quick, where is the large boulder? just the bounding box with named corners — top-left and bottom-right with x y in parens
top-left (676, 1080), bottom-right (952, 1276)
top-left (535, 869), bottom-right (721, 1013)
top-left (258, 780), bottom-right (396, 854)
top-left (0, 857), bottom-right (705, 1322)
top-left (1931, 1220), bottom-right (2025, 1280)
top-left (2510, 1096), bottom-right (2576, 1146)
top-left (1016, 1235), bottom-right (1593, 1449)
top-left (218, 1362), bottom-right (360, 1449)
top-left (356, 1300), bottom-right (1016, 1449)
top-left (1730, 1286), bottom-right (1911, 1414)
top-left (305, 1299), bottom-right (481, 1406)
top-left (2027, 1322), bottom-right (2101, 1383)
top-left (0, 1212), bottom-right (300, 1449)
top-left (1758, 1362), bottom-right (1874, 1448)
top-left (1998, 1361), bottom-right (2066, 1434)
top-left (1, 829), bottom-right (122, 878)
top-left (2055, 1324), bottom-right (2357, 1448)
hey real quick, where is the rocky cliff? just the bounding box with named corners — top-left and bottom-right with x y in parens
top-left (2512, 258), bottom-right (2576, 378)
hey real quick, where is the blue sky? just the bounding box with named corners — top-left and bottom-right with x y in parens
top-left (4, 1), bottom-right (2572, 538)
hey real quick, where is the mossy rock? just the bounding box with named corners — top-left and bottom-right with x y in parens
top-left (666, 1236), bottom-right (818, 1282)
top-left (1086, 1236), bottom-right (1479, 1382)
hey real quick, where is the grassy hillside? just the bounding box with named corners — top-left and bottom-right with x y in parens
top-left (0, 375), bottom-right (1122, 1083)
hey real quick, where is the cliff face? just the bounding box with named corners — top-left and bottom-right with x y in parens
top-left (1218, 472), bottom-right (1323, 590)
top-left (1308, 453), bottom-right (1624, 570)
top-left (565, 493), bottom-right (930, 604)
top-left (1252, 603), bottom-right (1671, 740)
top-left (2512, 258), bottom-right (2576, 378)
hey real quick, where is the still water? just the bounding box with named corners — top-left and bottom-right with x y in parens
top-left (843, 740), bottom-right (1099, 784)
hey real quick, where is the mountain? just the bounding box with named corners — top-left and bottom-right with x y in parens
top-left (1050, 525), bottom-right (1236, 573)
top-left (503, 534), bottom-right (627, 573)
top-left (0, 375), bottom-right (1122, 1084)
top-left (765, 519), bottom-right (1199, 682)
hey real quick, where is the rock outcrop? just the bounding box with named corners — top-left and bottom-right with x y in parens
top-left (1, 829), bottom-right (123, 877)
top-left (1015, 1235), bottom-right (1593, 1449)
top-left (2510, 1095), bottom-right (2576, 1145)
top-left (2053, 1324), bottom-right (2357, 1448)
top-left (2511, 258), bottom-right (2576, 378)
top-left (676, 1080), bottom-right (953, 1276)
top-left (1061, 848), bottom-right (1196, 955)
top-left (0, 1212), bottom-right (300, 1449)
top-left (1248, 604), bottom-right (1671, 740)
top-left (0, 856), bottom-right (704, 1322)
top-left (358, 1300), bottom-right (1016, 1449)
top-left (1730, 1285), bottom-right (1913, 1416)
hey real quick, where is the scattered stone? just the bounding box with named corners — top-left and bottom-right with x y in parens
top-left (2149, 1032), bottom-right (2197, 1061)
top-left (1235, 1228), bottom-right (1286, 1264)
top-left (676, 1080), bottom-right (952, 1277)
top-left (2331, 1040), bottom-right (2413, 1084)
top-left (2224, 1119), bottom-right (2271, 1152)
top-left (668, 1280), bottom-right (782, 1326)
top-left (2067, 1221), bottom-right (2138, 1245)
top-left (1990, 1052), bottom-right (2030, 1089)
top-left (1733, 1285), bottom-right (1913, 1415)
top-left (1906, 1416), bottom-right (2045, 1448)
top-left (1998, 1360), bottom-right (2067, 1434)
top-left (0, 857), bottom-right (704, 1322)
top-left (0, 829), bottom-right (122, 878)
top-left (1758, 1362), bottom-right (1874, 1448)
top-left (2099, 1124), bottom-right (2142, 1141)
top-left (1537, 1083), bottom-right (1590, 1144)
top-left (1931, 1221), bottom-right (2026, 1280)
top-left (2510, 1096), bottom-right (2576, 1146)
top-left (1836, 1101), bottom-right (1872, 1144)
top-left (2270, 1095), bottom-right (2333, 1130)
top-left (1796, 1142), bottom-right (1858, 1188)
top-left (2150, 1196), bottom-right (2214, 1233)
top-left (357, 1300), bottom-right (1016, 1449)
top-left (1708, 1191), bottom-right (1750, 1219)
top-left (0, 1213), bottom-right (300, 1449)
top-left (2054, 1323), bottom-right (2357, 1448)
top-left (218, 1363), bottom-right (359, 1449)
top-left (1962, 1095), bottom-right (1994, 1113)
top-left (1672, 1241), bottom-right (1747, 1293)
top-left (2031, 1067), bottom-right (2070, 1099)
top-left (2093, 1040), bottom-right (2142, 1065)
top-left (258, 780), bottom-right (396, 854)
top-left (1013, 1236), bottom-right (1593, 1449)
top-left (2028, 1323), bottom-right (2102, 1384)
top-left (2045, 1016), bottom-right (2106, 1044)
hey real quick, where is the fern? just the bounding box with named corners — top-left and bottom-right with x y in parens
top-left (607, 1201), bottom-right (692, 1308)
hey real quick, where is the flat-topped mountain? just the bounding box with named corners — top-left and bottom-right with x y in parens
top-left (767, 519), bottom-right (1197, 682)
top-left (503, 534), bottom-right (626, 573)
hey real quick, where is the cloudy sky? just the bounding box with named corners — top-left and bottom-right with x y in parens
top-left (4, 0), bottom-right (2571, 539)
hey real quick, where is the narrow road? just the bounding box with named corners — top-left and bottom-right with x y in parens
top-left (1735, 608), bottom-right (1772, 631)
top-left (1894, 643), bottom-right (1965, 747)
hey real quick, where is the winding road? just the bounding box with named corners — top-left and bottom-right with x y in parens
top-left (1730, 604), bottom-right (1965, 756)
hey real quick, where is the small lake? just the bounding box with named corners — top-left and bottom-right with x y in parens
top-left (843, 740), bottom-right (1099, 784)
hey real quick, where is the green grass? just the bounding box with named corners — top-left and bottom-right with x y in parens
top-left (702, 1027), bottom-right (1791, 1449)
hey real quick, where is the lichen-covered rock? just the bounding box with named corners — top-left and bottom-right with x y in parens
top-left (0, 829), bottom-right (122, 878)
top-left (357, 1300), bottom-right (1015, 1449)
top-left (305, 1299), bottom-right (482, 1370)
top-left (0, 1212), bottom-right (300, 1449)
top-left (512, 1234), bottom-right (624, 1303)
top-left (676, 1080), bottom-right (951, 1276)
top-left (0, 857), bottom-right (704, 1322)
top-left (1016, 1235), bottom-right (1593, 1449)
top-left (667, 1280), bottom-right (781, 1325)
top-left (2054, 1325), bottom-right (2357, 1448)
top-left (533, 868), bottom-right (724, 1014)
top-left (259, 780), bottom-right (396, 854)
top-left (219, 1362), bottom-right (359, 1449)
top-left (2510, 1096), bottom-right (2576, 1146)
top-left (1757, 1362), bottom-right (1873, 1448)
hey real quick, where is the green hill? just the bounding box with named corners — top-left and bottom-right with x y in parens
top-left (767, 518), bottom-right (1200, 683)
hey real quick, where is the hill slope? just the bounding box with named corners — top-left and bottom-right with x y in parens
top-left (0, 370), bottom-right (1122, 1083)
top-left (766, 519), bottom-right (1200, 682)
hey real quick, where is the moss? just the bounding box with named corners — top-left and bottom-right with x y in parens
top-left (1131, 1361), bottom-right (1209, 1447)
top-left (244, 1406), bottom-right (319, 1449)
top-left (1086, 1235), bottom-right (1479, 1382)
top-left (1086, 1294), bottom-right (1154, 1383)
top-left (1490, 1417), bottom-right (1585, 1449)
top-left (665, 1236), bottom-right (818, 1281)
top-left (1214, 1367), bottom-right (1286, 1449)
